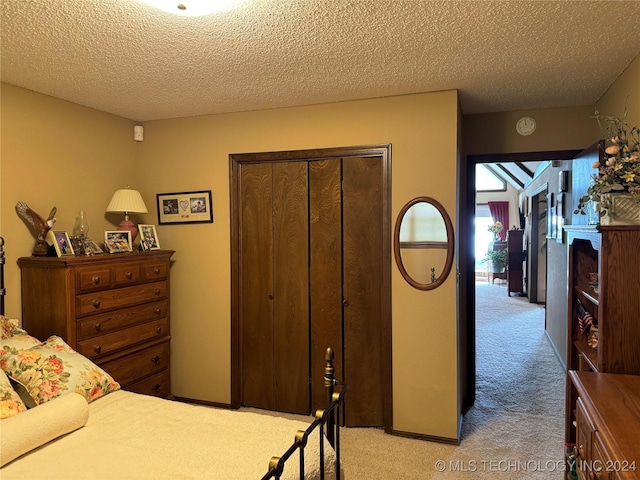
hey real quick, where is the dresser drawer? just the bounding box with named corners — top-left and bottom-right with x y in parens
top-left (77, 300), bottom-right (168, 340)
top-left (76, 318), bottom-right (169, 358)
top-left (143, 261), bottom-right (168, 281)
top-left (75, 266), bottom-right (112, 294)
top-left (99, 341), bottom-right (170, 387)
top-left (127, 370), bottom-right (171, 398)
top-left (113, 262), bottom-right (142, 286)
top-left (75, 281), bottom-right (167, 317)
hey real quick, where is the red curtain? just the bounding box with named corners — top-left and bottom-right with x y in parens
top-left (488, 201), bottom-right (509, 241)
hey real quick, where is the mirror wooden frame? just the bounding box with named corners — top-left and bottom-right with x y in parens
top-left (393, 196), bottom-right (455, 290)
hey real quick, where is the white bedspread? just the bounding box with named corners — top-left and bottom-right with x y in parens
top-left (0, 390), bottom-right (337, 480)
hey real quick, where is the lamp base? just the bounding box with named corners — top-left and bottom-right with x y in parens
top-left (118, 219), bottom-right (139, 243)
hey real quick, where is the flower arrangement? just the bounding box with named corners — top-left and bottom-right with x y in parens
top-left (575, 113), bottom-right (640, 218)
top-left (487, 221), bottom-right (503, 235)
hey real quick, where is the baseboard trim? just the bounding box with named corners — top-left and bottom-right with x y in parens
top-left (173, 396), bottom-right (233, 409)
top-left (391, 428), bottom-right (459, 445)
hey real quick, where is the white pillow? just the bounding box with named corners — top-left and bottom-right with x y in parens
top-left (0, 392), bottom-right (89, 466)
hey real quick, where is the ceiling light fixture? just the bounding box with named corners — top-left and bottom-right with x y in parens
top-left (139, 0), bottom-right (243, 17)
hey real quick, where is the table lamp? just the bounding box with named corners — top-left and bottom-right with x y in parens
top-left (106, 187), bottom-right (148, 242)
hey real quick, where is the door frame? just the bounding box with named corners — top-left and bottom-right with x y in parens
top-left (460, 150), bottom-right (581, 413)
top-left (229, 144), bottom-right (393, 432)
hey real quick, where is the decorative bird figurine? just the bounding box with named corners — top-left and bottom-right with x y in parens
top-left (15, 201), bottom-right (57, 256)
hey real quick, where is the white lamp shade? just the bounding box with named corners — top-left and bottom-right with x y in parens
top-left (106, 188), bottom-right (148, 214)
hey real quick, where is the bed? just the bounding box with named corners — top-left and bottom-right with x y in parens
top-left (0, 237), bottom-right (345, 479)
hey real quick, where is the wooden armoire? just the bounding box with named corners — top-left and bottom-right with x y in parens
top-left (230, 145), bottom-right (391, 429)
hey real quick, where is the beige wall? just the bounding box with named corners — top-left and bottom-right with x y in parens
top-left (1, 86), bottom-right (462, 440)
top-left (596, 52), bottom-right (640, 130)
top-left (1, 83), bottom-right (139, 313)
top-left (140, 92), bottom-right (461, 439)
top-left (464, 105), bottom-right (600, 155)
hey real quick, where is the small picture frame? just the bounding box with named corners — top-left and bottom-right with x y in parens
top-left (48, 230), bottom-right (75, 257)
top-left (157, 190), bottom-right (214, 225)
top-left (83, 238), bottom-right (104, 255)
top-left (104, 230), bottom-right (132, 254)
top-left (138, 224), bottom-right (160, 251)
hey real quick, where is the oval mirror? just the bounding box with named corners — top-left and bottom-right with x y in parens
top-left (394, 196), bottom-right (455, 290)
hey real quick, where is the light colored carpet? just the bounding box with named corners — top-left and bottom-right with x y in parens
top-left (247, 280), bottom-right (566, 479)
top-left (337, 281), bottom-right (566, 479)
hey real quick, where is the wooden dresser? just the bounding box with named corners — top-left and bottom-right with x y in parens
top-left (17, 250), bottom-right (174, 398)
top-left (568, 371), bottom-right (640, 480)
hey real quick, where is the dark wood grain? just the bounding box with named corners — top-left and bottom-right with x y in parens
top-left (343, 156), bottom-right (384, 426)
top-left (309, 158), bottom-right (343, 415)
top-left (272, 161), bottom-right (310, 414)
top-left (240, 162), bottom-right (275, 410)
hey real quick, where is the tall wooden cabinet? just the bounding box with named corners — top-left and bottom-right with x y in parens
top-left (565, 225), bottom-right (640, 476)
top-left (231, 145), bottom-right (391, 428)
top-left (17, 250), bottom-right (174, 398)
top-left (506, 229), bottom-right (524, 296)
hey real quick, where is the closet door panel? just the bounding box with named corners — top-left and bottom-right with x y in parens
top-left (342, 156), bottom-right (384, 426)
top-left (240, 163), bottom-right (274, 410)
top-left (309, 158), bottom-right (343, 414)
top-left (272, 161), bottom-right (310, 414)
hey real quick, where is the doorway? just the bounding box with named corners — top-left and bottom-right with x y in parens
top-left (460, 150), bottom-right (581, 413)
top-left (229, 145), bottom-right (393, 431)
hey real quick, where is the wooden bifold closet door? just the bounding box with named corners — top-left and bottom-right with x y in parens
top-left (240, 161), bottom-right (309, 414)
top-left (233, 146), bottom-right (390, 427)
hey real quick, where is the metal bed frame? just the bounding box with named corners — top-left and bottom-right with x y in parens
top-left (261, 347), bottom-right (347, 480)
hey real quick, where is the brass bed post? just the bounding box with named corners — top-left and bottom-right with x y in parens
top-left (0, 237), bottom-right (5, 316)
top-left (324, 347), bottom-right (336, 447)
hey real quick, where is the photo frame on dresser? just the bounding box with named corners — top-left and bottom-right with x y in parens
top-left (138, 224), bottom-right (160, 251)
top-left (48, 230), bottom-right (75, 257)
top-left (104, 230), bottom-right (132, 254)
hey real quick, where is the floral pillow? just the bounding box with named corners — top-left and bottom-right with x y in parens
top-left (0, 316), bottom-right (24, 339)
top-left (0, 368), bottom-right (27, 418)
top-left (0, 335), bottom-right (120, 405)
top-left (1, 332), bottom-right (42, 350)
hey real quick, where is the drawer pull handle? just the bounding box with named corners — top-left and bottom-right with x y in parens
top-left (153, 267), bottom-right (161, 275)
top-left (151, 383), bottom-right (161, 392)
top-left (153, 307), bottom-right (161, 314)
top-left (125, 271), bottom-right (133, 279)
top-left (94, 345), bottom-right (102, 354)
top-left (154, 288), bottom-right (161, 296)
top-left (92, 299), bottom-right (101, 309)
top-left (94, 323), bottom-right (102, 332)
top-left (151, 355), bottom-right (162, 365)
top-left (155, 326), bottom-right (162, 334)
top-left (92, 275), bottom-right (101, 285)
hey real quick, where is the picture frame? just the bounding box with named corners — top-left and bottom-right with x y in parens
top-left (157, 190), bottom-right (213, 225)
top-left (48, 230), bottom-right (75, 257)
top-left (138, 224), bottom-right (160, 250)
top-left (556, 193), bottom-right (564, 244)
top-left (83, 238), bottom-right (105, 255)
top-left (104, 230), bottom-right (132, 254)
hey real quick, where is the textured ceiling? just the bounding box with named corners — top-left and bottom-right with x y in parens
top-left (2, 0), bottom-right (640, 122)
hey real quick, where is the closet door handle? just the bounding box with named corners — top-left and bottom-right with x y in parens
top-left (343, 300), bottom-right (349, 307)
top-left (268, 294), bottom-right (274, 300)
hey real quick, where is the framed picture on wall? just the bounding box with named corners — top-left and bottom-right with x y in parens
top-left (157, 190), bottom-right (213, 225)
top-left (48, 230), bottom-right (75, 257)
top-left (138, 224), bottom-right (160, 250)
top-left (556, 193), bottom-right (564, 244)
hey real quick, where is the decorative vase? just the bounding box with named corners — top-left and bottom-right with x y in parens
top-left (73, 210), bottom-right (90, 238)
top-left (600, 193), bottom-right (640, 226)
